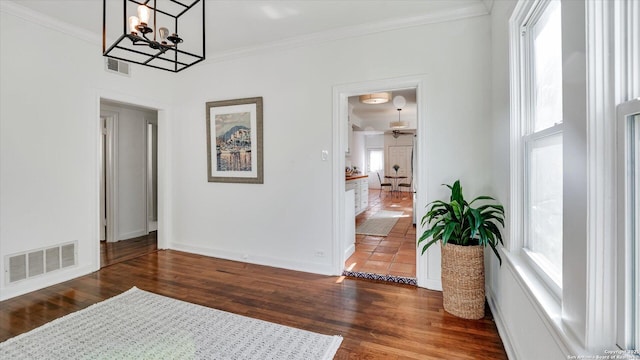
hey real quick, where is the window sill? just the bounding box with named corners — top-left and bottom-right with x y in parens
top-left (501, 249), bottom-right (587, 356)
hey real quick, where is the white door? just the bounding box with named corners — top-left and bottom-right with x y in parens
top-left (147, 122), bottom-right (158, 232)
top-left (387, 145), bottom-right (413, 189)
top-left (99, 117), bottom-right (107, 241)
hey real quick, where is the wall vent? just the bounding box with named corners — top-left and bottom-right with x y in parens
top-left (105, 58), bottom-right (131, 76)
top-left (5, 241), bottom-right (77, 284)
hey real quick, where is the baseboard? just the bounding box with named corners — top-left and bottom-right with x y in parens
top-left (170, 242), bottom-right (335, 276)
top-left (0, 264), bottom-right (96, 301)
top-left (418, 278), bottom-right (442, 291)
top-left (486, 288), bottom-right (519, 360)
top-left (343, 244), bottom-right (355, 261)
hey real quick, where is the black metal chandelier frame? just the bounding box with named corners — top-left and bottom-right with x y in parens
top-left (102, 0), bottom-right (205, 73)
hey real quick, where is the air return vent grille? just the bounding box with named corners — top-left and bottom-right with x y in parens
top-left (5, 241), bottom-right (77, 284)
top-left (105, 58), bottom-right (130, 76)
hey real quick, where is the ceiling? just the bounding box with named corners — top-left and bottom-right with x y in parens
top-left (7, 0), bottom-right (491, 131)
top-left (349, 88), bottom-right (417, 133)
top-left (10, 0), bottom-right (492, 60)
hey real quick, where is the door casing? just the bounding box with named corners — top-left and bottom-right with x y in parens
top-left (331, 75), bottom-right (433, 289)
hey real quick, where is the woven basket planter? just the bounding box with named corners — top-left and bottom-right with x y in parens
top-left (440, 243), bottom-right (485, 320)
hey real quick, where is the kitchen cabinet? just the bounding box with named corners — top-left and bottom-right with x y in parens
top-left (344, 189), bottom-right (356, 259)
top-left (345, 175), bottom-right (369, 215)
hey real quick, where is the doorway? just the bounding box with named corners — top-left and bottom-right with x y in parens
top-left (336, 81), bottom-right (423, 284)
top-left (99, 100), bottom-right (158, 267)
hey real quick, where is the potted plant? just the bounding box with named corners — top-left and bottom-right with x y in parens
top-left (418, 180), bottom-right (505, 319)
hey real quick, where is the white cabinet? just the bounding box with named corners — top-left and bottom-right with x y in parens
top-left (344, 189), bottom-right (356, 259)
top-left (345, 176), bottom-right (369, 215)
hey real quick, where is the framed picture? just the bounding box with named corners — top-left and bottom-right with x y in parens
top-left (206, 97), bottom-right (263, 184)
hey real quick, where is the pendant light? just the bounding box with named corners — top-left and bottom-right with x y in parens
top-left (359, 92), bottom-right (391, 104)
top-left (389, 96), bottom-right (409, 129)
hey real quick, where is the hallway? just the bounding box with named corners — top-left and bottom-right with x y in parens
top-left (344, 189), bottom-right (416, 282)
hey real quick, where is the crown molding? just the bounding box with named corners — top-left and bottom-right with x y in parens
top-left (207, 2), bottom-right (490, 63)
top-left (482, 0), bottom-right (495, 13)
top-left (1, 0), bottom-right (489, 65)
top-left (0, 0), bottom-right (100, 45)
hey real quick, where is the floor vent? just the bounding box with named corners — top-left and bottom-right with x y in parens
top-left (5, 241), bottom-right (77, 284)
top-left (105, 58), bottom-right (130, 76)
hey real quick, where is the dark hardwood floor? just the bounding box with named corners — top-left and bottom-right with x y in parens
top-left (100, 231), bottom-right (157, 267)
top-left (1, 250), bottom-right (507, 359)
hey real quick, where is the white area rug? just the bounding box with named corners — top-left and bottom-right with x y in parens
top-left (356, 210), bottom-right (404, 236)
top-left (0, 287), bottom-right (343, 360)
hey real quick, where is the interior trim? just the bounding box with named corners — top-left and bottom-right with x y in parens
top-left (208, 3), bottom-right (489, 63)
top-left (0, 1), bottom-right (99, 44)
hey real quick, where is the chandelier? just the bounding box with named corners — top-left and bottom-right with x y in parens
top-left (102, 0), bottom-right (205, 73)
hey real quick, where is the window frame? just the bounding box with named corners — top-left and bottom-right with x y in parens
top-left (522, 125), bottom-right (563, 295)
top-left (510, 0), bottom-right (564, 300)
top-left (616, 98), bottom-right (640, 350)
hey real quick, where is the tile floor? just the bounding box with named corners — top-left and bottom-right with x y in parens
top-left (345, 188), bottom-right (416, 278)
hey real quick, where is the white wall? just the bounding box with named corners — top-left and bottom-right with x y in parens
top-left (0, 4), bottom-right (174, 300)
top-left (0, 1), bottom-right (493, 299)
top-left (169, 14), bottom-right (493, 279)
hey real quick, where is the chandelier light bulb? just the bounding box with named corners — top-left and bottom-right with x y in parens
top-left (137, 5), bottom-right (151, 25)
top-left (158, 27), bottom-right (169, 43)
top-left (128, 16), bottom-right (140, 35)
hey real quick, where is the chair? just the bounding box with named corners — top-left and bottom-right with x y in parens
top-left (377, 172), bottom-right (392, 196)
top-left (398, 179), bottom-right (412, 194)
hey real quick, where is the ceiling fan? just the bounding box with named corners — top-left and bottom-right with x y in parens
top-left (392, 130), bottom-right (413, 138)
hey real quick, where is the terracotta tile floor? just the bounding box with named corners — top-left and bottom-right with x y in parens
top-left (345, 189), bottom-right (416, 278)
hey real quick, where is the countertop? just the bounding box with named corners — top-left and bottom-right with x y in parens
top-left (345, 174), bottom-right (368, 181)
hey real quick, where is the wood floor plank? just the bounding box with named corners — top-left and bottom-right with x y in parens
top-left (0, 250), bottom-right (507, 359)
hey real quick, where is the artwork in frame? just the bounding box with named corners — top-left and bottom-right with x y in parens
top-left (206, 97), bottom-right (263, 184)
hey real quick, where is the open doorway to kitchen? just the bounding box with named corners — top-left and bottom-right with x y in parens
top-left (342, 88), bottom-right (418, 284)
top-left (99, 99), bottom-right (158, 268)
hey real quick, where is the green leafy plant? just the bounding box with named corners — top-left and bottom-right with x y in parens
top-left (418, 180), bottom-right (505, 264)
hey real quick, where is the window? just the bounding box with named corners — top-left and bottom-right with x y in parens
top-left (367, 149), bottom-right (384, 173)
top-left (512, 0), bottom-right (563, 295)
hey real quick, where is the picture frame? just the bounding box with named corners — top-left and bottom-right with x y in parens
top-left (206, 97), bottom-right (263, 184)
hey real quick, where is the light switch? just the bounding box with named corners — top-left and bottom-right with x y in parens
top-left (321, 150), bottom-right (329, 161)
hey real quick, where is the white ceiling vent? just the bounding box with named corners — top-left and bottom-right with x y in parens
top-left (105, 58), bottom-right (131, 76)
